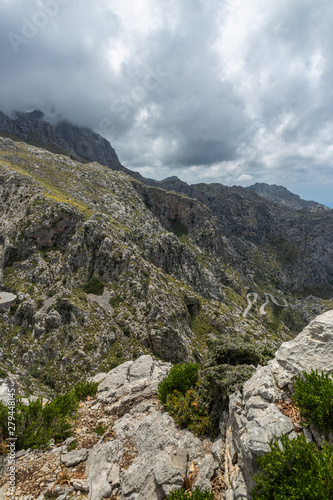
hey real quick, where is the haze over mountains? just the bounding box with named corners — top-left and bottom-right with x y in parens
top-left (0, 109), bottom-right (328, 211)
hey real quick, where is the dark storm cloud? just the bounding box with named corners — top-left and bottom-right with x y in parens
top-left (0, 0), bottom-right (332, 204)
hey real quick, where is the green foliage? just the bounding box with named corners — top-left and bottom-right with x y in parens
top-left (199, 364), bottom-right (255, 426)
top-left (73, 380), bottom-right (98, 401)
top-left (83, 276), bottom-right (104, 295)
top-left (251, 434), bottom-right (333, 499)
top-left (158, 363), bottom-right (199, 405)
top-left (16, 392), bottom-right (78, 449)
top-left (67, 440), bottom-right (77, 451)
top-left (166, 487), bottom-right (214, 499)
top-left (0, 402), bottom-right (9, 443)
top-left (205, 337), bottom-right (274, 367)
top-left (293, 370), bottom-right (333, 432)
top-left (170, 220), bottom-right (189, 238)
top-left (95, 423), bottom-right (108, 436)
top-left (109, 294), bottom-right (123, 307)
top-left (0, 378), bottom-right (97, 451)
top-left (165, 388), bottom-right (215, 436)
top-left (198, 337), bottom-right (273, 426)
top-left (0, 368), bottom-right (8, 379)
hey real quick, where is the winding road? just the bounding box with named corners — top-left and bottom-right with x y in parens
top-left (242, 292), bottom-right (258, 318)
top-left (242, 292), bottom-right (288, 318)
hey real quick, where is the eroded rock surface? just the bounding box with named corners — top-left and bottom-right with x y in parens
top-left (0, 355), bottom-right (220, 499)
top-left (224, 309), bottom-right (333, 499)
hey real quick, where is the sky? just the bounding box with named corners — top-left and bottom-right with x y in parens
top-left (0, 0), bottom-right (333, 206)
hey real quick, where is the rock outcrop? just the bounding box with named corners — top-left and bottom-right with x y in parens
top-left (224, 309), bottom-right (333, 499)
top-left (0, 355), bottom-right (221, 499)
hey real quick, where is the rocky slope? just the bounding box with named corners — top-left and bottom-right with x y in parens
top-left (245, 182), bottom-right (325, 211)
top-left (1, 110), bottom-right (333, 297)
top-left (224, 309), bottom-right (333, 499)
top-left (0, 355), bottom-right (223, 499)
top-left (0, 110), bottom-right (142, 180)
top-left (155, 177), bottom-right (333, 296)
top-left (1, 136), bottom-right (308, 395)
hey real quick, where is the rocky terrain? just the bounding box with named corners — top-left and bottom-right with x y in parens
top-left (0, 355), bottom-right (224, 499)
top-left (225, 309), bottom-right (333, 499)
top-left (1, 311), bottom-right (333, 499)
top-left (0, 111), bottom-right (333, 498)
top-left (245, 182), bottom-right (325, 211)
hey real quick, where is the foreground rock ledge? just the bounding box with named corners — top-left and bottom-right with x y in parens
top-left (224, 309), bottom-right (333, 500)
top-left (0, 354), bottom-right (220, 499)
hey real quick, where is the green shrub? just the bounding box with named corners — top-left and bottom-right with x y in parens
top-left (95, 423), bottom-right (108, 436)
top-left (251, 434), bottom-right (333, 499)
top-left (199, 364), bottom-right (255, 426)
top-left (83, 277), bottom-right (104, 295)
top-left (67, 440), bottom-right (77, 451)
top-left (0, 402), bottom-right (9, 443)
top-left (158, 363), bottom-right (199, 405)
top-left (197, 337), bottom-right (274, 427)
top-left (0, 378), bottom-right (97, 451)
top-left (166, 487), bottom-right (214, 499)
top-left (0, 368), bottom-right (8, 379)
top-left (205, 337), bottom-right (274, 367)
top-left (16, 391), bottom-right (79, 449)
top-left (74, 380), bottom-right (98, 401)
top-left (109, 294), bottom-right (123, 307)
top-left (165, 388), bottom-right (214, 436)
top-left (293, 370), bottom-right (333, 432)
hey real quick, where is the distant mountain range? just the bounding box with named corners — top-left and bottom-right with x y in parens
top-left (0, 109), bottom-right (328, 211)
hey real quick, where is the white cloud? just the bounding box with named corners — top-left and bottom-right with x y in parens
top-left (0, 0), bottom-right (333, 203)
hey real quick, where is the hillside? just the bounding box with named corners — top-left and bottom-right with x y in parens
top-left (0, 135), bottom-right (332, 396)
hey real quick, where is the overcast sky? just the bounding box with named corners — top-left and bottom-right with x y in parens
top-left (1, 0), bottom-right (333, 206)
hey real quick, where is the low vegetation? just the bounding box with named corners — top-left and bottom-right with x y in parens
top-left (293, 369), bottom-right (333, 432)
top-left (251, 434), bottom-right (333, 499)
top-left (158, 338), bottom-right (273, 436)
top-left (0, 380), bottom-right (98, 452)
top-left (166, 487), bottom-right (214, 499)
top-left (252, 370), bottom-right (333, 499)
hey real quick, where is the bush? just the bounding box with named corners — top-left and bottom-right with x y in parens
top-left (158, 363), bottom-right (199, 405)
top-left (199, 364), bottom-right (255, 426)
top-left (83, 277), bottom-right (104, 295)
top-left (205, 337), bottom-right (274, 367)
top-left (0, 378), bottom-right (97, 452)
top-left (251, 434), bottom-right (333, 499)
top-left (0, 368), bottom-right (8, 379)
top-left (74, 380), bottom-right (98, 400)
top-left (293, 370), bottom-right (333, 433)
top-left (165, 388), bottom-right (215, 436)
top-left (16, 391), bottom-right (79, 449)
top-left (166, 487), bottom-right (214, 499)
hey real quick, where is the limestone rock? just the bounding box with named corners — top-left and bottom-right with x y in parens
top-left (224, 310), bottom-right (333, 499)
top-left (61, 448), bottom-right (88, 467)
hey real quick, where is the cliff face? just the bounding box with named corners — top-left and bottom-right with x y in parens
top-left (154, 177), bottom-right (333, 296)
top-left (0, 110), bottom-right (131, 176)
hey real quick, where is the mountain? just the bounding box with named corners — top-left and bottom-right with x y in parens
top-left (1, 110), bottom-right (333, 298)
top-left (0, 109), bottom-right (146, 181)
top-left (245, 182), bottom-right (327, 211)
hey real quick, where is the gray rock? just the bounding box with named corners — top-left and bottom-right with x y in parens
top-left (194, 454), bottom-right (218, 492)
top-left (86, 440), bottom-right (123, 500)
top-left (61, 448), bottom-right (88, 467)
top-left (224, 310), bottom-right (333, 499)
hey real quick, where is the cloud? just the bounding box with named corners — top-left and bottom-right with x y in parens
top-left (0, 0), bottom-right (332, 204)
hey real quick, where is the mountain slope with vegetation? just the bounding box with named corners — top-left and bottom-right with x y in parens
top-left (1, 136), bottom-right (327, 397)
